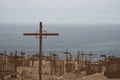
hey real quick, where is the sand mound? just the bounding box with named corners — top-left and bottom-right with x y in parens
top-left (57, 73), bottom-right (76, 80)
top-left (80, 73), bottom-right (110, 80)
top-left (17, 67), bottom-right (34, 80)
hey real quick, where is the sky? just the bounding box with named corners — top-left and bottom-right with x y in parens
top-left (0, 0), bottom-right (120, 24)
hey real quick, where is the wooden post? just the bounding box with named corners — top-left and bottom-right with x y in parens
top-left (10, 52), bottom-right (13, 64)
top-left (59, 61), bottom-right (62, 76)
top-left (69, 53), bottom-right (72, 62)
top-left (81, 51), bottom-right (84, 69)
top-left (89, 52), bottom-right (92, 61)
top-left (89, 52), bottom-right (95, 73)
top-left (100, 55), bottom-right (106, 65)
top-left (27, 55), bottom-right (31, 67)
top-left (2, 53), bottom-right (4, 80)
top-left (14, 51), bottom-right (17, 77)
top-left (77, 51), bottom-right (80, 64)
top-left (59, 59), bottom-right (64, 76)
top-left (50, 53), bottom-right (53, 75)
top-left (85, 53), bottom-right (88, 73)
top-left (52, 52), bottom-right (57, 74)
top-left (39, 22), bottom-right (42, 80)
top-left (69, 53), bottom-right (73, 72)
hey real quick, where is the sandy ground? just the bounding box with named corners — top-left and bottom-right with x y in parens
top-left (4, 61), bottom-right (120, 80)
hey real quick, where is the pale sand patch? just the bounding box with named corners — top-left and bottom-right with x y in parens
top-left (80, 73), bottom-right (110, 80)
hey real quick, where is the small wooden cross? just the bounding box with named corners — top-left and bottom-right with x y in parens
top-left (23, 22), bottom-right (59, 80)
top-left (64, 49), bottom-right (70, 72)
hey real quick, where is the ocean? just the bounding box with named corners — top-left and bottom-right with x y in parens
top-left (0, 24), bottom-right (120, 59)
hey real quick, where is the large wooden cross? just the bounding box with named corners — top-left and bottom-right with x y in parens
top-left (23, 22), bottom-right (59, 80)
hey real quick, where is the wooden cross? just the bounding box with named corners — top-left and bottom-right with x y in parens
top-left (23, 22), bottom-right (59, 80)
top-left (64, 49), bottom-right (70, 72)
top-left (88, 52), bottom-right (95, 61)
top-left (20, 50), bottom-right (25, 66)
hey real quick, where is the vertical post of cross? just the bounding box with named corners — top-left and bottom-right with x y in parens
top-left (77, 51), bottom-right (80, 64)
top-left (14, 50), bottom-right (17, 77)
top-left (81, 51), bottom-right (84, 69)
top-left (39, 22), bottom-right (42, 80)
top-left (50, 52), bottom-right (53, 75)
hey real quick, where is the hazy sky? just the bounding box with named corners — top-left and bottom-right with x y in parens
top-left (0, 0), bottom-right (120, 24)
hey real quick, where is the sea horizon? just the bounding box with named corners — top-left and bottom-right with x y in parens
top-left (0, 23), bottom-right (120, 59)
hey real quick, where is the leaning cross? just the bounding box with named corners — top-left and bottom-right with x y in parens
top-left (23, 22), bottom-right (59, 80)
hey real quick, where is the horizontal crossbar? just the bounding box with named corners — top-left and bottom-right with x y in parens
top-left (23, 33), bottom-right (59, 36)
